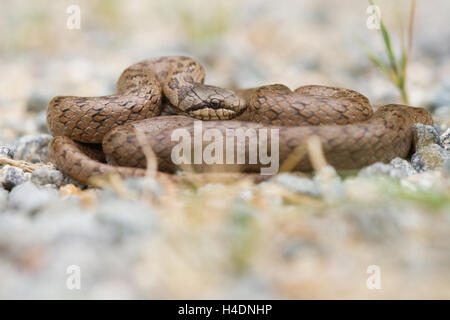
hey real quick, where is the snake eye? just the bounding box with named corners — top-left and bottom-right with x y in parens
top-left (210, 99), bottom-right (220, 109)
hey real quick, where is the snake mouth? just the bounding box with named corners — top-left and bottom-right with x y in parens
top-left (187, 106), bottom-right (237, 120)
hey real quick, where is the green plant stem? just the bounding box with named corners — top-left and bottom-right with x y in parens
top-left (362, 0), bottom-right (415, 104)
top-left (400, 86), bottom-right (409, 105)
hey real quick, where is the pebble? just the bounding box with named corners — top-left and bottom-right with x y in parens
top-left (123, 177), bottom-right (164, 198)
top-left (12, 134), bottom-right (52, 163)
top-left (31, 166), bottom-right (64, 186)
top-left (8, 181), bottom-right (58, 213)
top-left (359, 157), bottom-right (417, 178)
top-left (440, 128), bottom-right (450, 153)
top-left (411, 124), bottom-right (449, 172)
top-left (414, 123), bottom-right (442, 146)
top-left (274, 173), bottom-right (320, 197)
top-left (0, 165), bottom-right (30, 191)
top-left (313, 166), bottom-right (344, 201)
top-left (0, 145), bottom-right (14, 159)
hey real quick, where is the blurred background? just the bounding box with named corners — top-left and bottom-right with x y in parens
top-left (0, 0), bottom-right (449, 299)
top-left (1, 0), bottom-right (450, 143)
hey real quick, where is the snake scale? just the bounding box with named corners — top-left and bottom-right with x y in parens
top-left (47, 56), bottom-right (433, 183)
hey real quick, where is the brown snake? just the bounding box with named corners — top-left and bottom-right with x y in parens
top-left (47, 56), bottom-right (433, 184)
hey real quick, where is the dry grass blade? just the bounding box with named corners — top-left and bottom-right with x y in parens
top-left (134, 126), bottom-right (158, 180)
top-left (0, 156), bottom-right (44, 173)
top-left (279, 142), bottom-right (308, 173)
top-left (172, 172), bottom-right (266, 187)
top-left (133, 125), bottom-right (180, 204)
top-left (88, 174), bottom-right (137, 199)
top-left (279, 136), bottom-right (328, 173)
top-left (407, 0), bottom-right (416, 58)
top-left (306, 136), bottom-right (328, 172)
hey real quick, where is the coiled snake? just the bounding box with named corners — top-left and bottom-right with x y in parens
top-left (47, 56), bottom-right (433, 183)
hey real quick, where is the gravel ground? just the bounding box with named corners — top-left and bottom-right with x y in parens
top-left (0, 0), bottom-right (449, 299)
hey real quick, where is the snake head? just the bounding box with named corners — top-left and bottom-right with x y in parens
top-left (178, 84), bottom-right (246, 120)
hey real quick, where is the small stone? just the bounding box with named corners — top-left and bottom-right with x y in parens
top-left (413, 124), bottom-right (442, 147)
top-left (411, 146), bottom-right (449, 172)
top-left (12, 134), bottom-right (52, 163)
top-left (59, 184), bottom-right (83, 196)
top-left (0, 146), bottom-right (14, 159)
top-left (8, 181), bottom-right (58, 213)
top-left (390, 158), bottom-right (417, 174)
top-left (314, 165), bottom-right (344, 201)
top-left (344, 177), bottom-right (382, 202)
top-left (123, 177), bottom-right (164, 198)
top-left (0, 165), bottom-right (30, 191)
top-left (405, 171), bottom-right (441, 190)
top-left (56, 172), bottom-right (86, 190)
top-left (31, 167), bottom-right (64, 186)
top-left (411, 124), bottom-right (449, 172)
top-left (359, 157), bottom-right (417, 178)
top-left (440, 128), bottom-right (450, 153)
top-left (274, 173), bottom-right (320, 197)
top-left (59, 184), bottom-right (97, 208)
top-left (434, 123), bottom-right (445, 135)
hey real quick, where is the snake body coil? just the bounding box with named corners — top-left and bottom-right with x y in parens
top-left (47, 56), bottom-right (433, 183)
